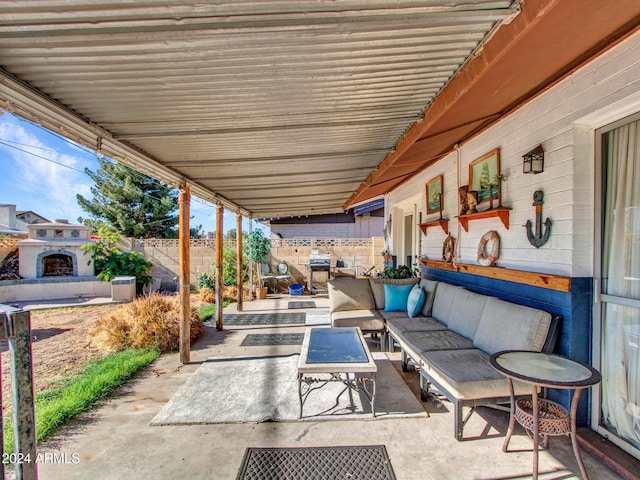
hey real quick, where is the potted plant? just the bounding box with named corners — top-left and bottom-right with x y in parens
top-left (244, 229), bottom-right (271, 299)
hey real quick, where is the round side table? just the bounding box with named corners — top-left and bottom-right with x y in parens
top-left (489, 350), bottom-right (601, 480)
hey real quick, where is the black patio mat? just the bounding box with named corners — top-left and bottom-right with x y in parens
top-left (206, 312), bottom-right (306, 326)
top-left (287, 301), bottom-right (316, 309)
top-left (240, 333), bottom-right (304, 346)
top-left (236, 445), bottom-right (396, 480)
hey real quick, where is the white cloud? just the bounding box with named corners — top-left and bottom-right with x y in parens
top-left (0, 115), bottom-right (96, 221)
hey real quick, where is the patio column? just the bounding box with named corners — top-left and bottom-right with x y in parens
top-left (178, 186), bottom-right (191, 364)
top-left (215, 204), bottom-right (224, 330)
top-left (248, 218), bottom-right (254, 300)
top-left (236, 213), bottom-right (243, 311)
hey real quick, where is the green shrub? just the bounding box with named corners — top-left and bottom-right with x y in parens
top-left (81, 225), bottom-right (152, 293)
top-left (196, 271), bottom-right (216, 290)
top-left (380, 265), bottom-right (418, 279)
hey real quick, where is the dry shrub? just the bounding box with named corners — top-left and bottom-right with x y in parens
top-left (199, 287), bottom-right (216, 303)
top-left (198, 285), bottom-right (251, 303)
top-left (91, 293), bottom-right (203, 353)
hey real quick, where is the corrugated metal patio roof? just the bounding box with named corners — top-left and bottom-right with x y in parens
top-left (0, 1), bottom-right (638, 218)
top-left (0, 0), bottom-right (516, 217)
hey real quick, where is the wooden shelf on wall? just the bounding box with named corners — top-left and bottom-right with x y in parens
top-left (419, 219), bottom-right (449, 235)
top-left (456, 207), bottom-right (511, 232)
top-left (419, 258), bottom-right (458, 271)
top-left (418, 258), bottom-right (571, 292)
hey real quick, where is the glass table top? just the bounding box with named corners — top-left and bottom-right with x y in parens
top-left (306, 327), bottom-right (368, 364)
top-left (492, 351), bottom-right (600, 387)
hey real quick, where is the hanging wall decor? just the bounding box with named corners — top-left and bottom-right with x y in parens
top-left (525, 190), bottom-right (552, 248)
top-left (442, 234), bottom-right (455, 263)
top-left (426, 175), bottom-right (443, 215)
top-left (469, 149), bottom-right (501, 206)
top-left (477, 230), bottom-right (500, 266)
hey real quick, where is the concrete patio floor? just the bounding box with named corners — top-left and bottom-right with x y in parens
top-left (36, 295), bottom-right (623, 480)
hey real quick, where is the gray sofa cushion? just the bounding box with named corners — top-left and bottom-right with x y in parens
top-left (331, 309), bottom-right (384, 331)
top-left (447, 289), bottom-right (489, 340)
top-left (419, 279), bottom-right (438, 316)
top-left (473, 297), bottom-right (552, 354)
top-left (369, 277), bottom-right (419, 310)
top-left (385, 316), bottom-right (447, 335)
top-left (421, 349), bottom-right (533, 400)
top-left (400, 330), bottom-right (475, 353)
top-left (431, 282), bottom-right (465, 326)
top-left (328, 278), bottom-right (375, 312)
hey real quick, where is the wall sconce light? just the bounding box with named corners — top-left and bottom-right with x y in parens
top-left (523, 145), bottom-right (544, 174)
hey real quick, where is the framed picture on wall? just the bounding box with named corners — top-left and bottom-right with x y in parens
top-left (469, 149), bottom-right (500, 204)
top-left (426, 175), bottom-right (443, 214)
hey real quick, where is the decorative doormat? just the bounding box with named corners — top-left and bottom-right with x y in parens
top-left (206, 312), bottom-right (306, 326)
top-left (236, 445), bottom-right (397, 480)
top-left (288, 301), bottom-right (316, 309)
top-left (240, 333), bottom-right (304, 346)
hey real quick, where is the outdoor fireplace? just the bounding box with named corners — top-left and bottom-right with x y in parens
top-left (18, 220), bottom-right (94, 279)
top-left (42, 252), bottom-right (74, 277)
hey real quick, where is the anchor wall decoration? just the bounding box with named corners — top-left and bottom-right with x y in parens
top-left (525, 190), bottom-right (552, 248)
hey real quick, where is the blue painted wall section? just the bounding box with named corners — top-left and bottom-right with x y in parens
top-left (421, 266), bottom-right (595, 425)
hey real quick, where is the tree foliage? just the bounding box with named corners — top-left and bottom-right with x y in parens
top-left (244, 229), bottom-right (271, 263)
top-left (77, 158), bottom-right (179, 238)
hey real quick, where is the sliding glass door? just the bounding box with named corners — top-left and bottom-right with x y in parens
top-left (594, 115), bottom-right (640, 459)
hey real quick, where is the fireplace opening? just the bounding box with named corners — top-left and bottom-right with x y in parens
top-left (42, 253), bottom-right (74, 277)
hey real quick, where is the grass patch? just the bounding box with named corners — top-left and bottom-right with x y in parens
top-left (198, 300), bottom-right (231, 321)
top-left (3, 347), bottom-right (159, 455)
top-left (199, 303), bottom-right (217, 321)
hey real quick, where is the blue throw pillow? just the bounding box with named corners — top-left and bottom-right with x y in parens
top-left (383, 283), bottom-right (415, 312)
top-left (406, 284), bottom-right (426, 318)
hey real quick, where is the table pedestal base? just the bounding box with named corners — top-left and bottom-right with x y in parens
top-left (503, 380), bottom-right (589, 480)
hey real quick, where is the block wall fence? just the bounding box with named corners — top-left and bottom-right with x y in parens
top-left (119, 236), bottom-right (385, 290)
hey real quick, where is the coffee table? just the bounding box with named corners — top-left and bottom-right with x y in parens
top-left (298, 327), bottom-right (377, 418)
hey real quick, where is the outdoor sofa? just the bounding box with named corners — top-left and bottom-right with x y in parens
top-left (327, 277), bottom-right (560, 440)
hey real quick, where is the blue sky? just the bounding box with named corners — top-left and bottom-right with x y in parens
top-left (0, 111), bottom-right (262, 234)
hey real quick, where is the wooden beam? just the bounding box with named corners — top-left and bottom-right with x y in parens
top-left (236, 213), bottom-right (243, 311)
top-left (178, 186), bottom-right (191, 364)
top-left (419, 258), bottom-right (571, 292)
top-left (215, 205), bottom-right (224, 330)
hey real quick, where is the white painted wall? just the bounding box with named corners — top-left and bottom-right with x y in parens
top-left (387, 30), bottom-right (640, 277)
